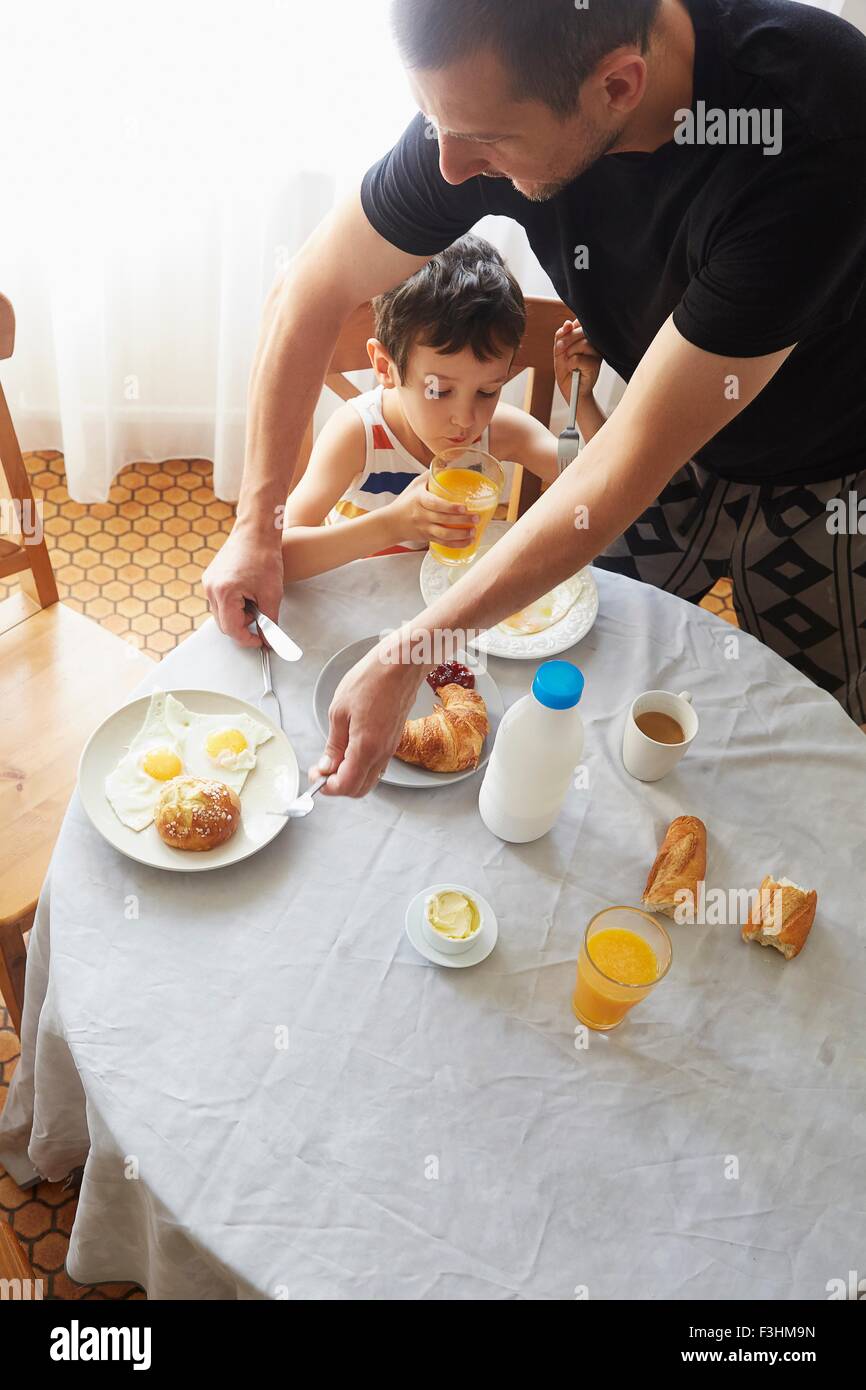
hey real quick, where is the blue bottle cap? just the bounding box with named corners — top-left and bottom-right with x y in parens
top-left (531, 661), bottom-right (585, 711)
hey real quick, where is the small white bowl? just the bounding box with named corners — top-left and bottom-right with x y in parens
top-left (420, 884), bottom-right (485, 956)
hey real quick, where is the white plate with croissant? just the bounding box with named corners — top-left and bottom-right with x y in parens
top-left (420, 521), bottom-right (598, 660)
top-left (313, 638), bottom-right (504, 788)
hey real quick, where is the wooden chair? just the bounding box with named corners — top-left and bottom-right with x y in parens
top-left (0, 1219), bottom-right (40, 1297)
top-left (0, 293), bottom-right (154, 1037)
top-left (293, 296), bottom-right (570, 518)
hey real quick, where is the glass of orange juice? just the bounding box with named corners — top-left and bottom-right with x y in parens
top-left (428, 446), bottom-right (505, 566)
top-left (572, 907), bottom-right (672, 1031)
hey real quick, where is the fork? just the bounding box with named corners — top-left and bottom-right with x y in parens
top-left (258, 645), bottom-right (282, 728)
top-left (557, 369), bottom-right (582, 475)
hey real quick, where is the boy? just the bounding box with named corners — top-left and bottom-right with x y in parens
top-left (281, 234), bottom-right (604, 579)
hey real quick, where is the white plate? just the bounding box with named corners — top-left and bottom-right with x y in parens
top-left (313, 637), bottom-right (504, 789)
top-left (404, 886), bottom-right (499, 968)
top-left (77, 689), bottom-right (300, 872)
top-left (420, 521), bottom-right (599, 660)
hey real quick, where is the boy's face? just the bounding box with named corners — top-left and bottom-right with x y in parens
top-left (370, 340), bottom-right (514, 454)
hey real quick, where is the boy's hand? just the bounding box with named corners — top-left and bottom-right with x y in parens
top-left (554, 319), bottom-right (603, 403)
top-left (388, 473), bottom-right (479, 550)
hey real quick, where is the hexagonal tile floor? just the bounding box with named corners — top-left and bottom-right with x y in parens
top-left (0, 451), bottom-right (236, 658)
top-left (1, 449), bottom-right (738, 1299)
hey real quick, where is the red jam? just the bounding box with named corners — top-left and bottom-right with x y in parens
top-left (426, 661), bottom-right (475, 691)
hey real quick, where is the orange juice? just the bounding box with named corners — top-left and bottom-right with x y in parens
top-left (428, 460), bottom-right (504, 565)
top-left (589, 928), bottom-right (658, 985)
top-left (572, 911), bottom-right (672, 1031)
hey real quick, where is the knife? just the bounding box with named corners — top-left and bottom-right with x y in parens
top-left (269, 774), bottom-right (329, 819)
top-left (244, 600), bottom-right (303, 662)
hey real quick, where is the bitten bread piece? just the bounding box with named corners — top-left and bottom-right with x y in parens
top-left (742, 875), bottom-right (817, 960)
top-left (155, 776), bottom-right (241, 851)
top-left (396, 684), bottom-right (489, 774)
top-left (642, 816), bottom-right (707, 920)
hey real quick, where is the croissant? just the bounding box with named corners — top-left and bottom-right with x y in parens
top-left (396, 683), bottom-right (489, 773)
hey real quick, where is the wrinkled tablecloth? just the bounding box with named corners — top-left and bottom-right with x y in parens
top-left (2, 554), bottom-right (865, 1299)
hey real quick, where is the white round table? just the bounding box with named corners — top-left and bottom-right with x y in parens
top-left (2, 554), bottom-right (865, 1300)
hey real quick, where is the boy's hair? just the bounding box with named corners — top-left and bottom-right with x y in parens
top-left (372, 234), bottom-right (525, 381)
top-left (392, 0), bottom-right (663, 116)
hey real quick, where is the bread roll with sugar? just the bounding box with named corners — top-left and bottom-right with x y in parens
top-left (155, 776), bottom-right (241, 851)
top-left (742, 874), bottom-right (817, 960)
top-left (642, 816), bottom-right (707, 920)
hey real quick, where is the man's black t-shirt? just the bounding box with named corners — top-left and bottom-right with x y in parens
top-left (360, 0), bottom-right (866, 486)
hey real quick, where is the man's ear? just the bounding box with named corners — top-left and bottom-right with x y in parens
top-left (367, 337), bottom-right (400, 388)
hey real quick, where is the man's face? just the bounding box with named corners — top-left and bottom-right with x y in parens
top-left (409, 48), bottom-right (635, 202)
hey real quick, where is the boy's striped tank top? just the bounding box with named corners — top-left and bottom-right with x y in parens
top-left (325, 384), bottom-right (490, 556)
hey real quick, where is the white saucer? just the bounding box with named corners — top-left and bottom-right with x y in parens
top-left (404, 886), bottom-right (499, 968)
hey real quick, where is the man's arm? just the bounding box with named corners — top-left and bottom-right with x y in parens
top-left (203, 190), bottom-right (431, 645)
top-left (319, 316), bottom-right (796, 796)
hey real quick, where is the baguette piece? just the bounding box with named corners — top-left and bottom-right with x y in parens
top-left (741, 874), bottom-right (817, 960)
top-left (642, 816), bottom-right (707, 920)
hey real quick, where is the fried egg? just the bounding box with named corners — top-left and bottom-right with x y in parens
top-left (446, 554), bottom-right (582, 637)
top-left (498, 578), bottom-right (583, 636)
top-left (162, 697), bottom-right (273, 793)
top-left (105, 691), bottom-right (186, 830)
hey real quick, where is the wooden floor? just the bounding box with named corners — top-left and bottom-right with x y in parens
top-left (0, 449), bottom-right (738, 1299)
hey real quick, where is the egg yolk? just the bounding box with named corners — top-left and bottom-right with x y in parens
top-left (141, 747), bottom-right (183, 781)
top-left (205, 727), bottom-right (248, 760)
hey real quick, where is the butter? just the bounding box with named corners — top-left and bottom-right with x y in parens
top-left (425, 890), bottom-right (481, 941)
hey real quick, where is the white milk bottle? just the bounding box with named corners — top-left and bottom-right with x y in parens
top-left (479, 661), bottom-right (585, 843)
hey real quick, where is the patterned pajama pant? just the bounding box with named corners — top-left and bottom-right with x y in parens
top-left (594, 461), bottom-right (866, 725)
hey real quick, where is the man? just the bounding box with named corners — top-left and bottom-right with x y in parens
top-left (204, 0), bottom-right (866, 796)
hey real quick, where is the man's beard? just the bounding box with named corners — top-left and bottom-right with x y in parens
top-left (487, 123), bottom-right (622, 203)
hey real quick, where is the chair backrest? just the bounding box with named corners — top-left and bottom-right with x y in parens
top-left (294, 295), bottom-right (569, 522)
top-left (0, 295), bottom-right (59, 628)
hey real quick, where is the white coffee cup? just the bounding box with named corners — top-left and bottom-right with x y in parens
top-left (622, 690), bottom-right (698, 782)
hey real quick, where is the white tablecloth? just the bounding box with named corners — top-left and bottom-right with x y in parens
top-left (2, 554), bottom-right (865, 1300)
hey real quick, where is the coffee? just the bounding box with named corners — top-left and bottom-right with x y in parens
top-left (635, 711), bottom-right (685, 745)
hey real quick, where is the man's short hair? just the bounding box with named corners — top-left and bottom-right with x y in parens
top-left (372, 234), bottom-right (526, 380)
top-left (392, 0), bottom-right (663, 115)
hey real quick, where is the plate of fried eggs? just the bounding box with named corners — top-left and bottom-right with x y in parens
top-left (78, 689), bottom-right (300, 871)
top-left (419, 521), bottom-right (598, 660)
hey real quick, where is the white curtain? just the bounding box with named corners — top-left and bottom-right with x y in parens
top-left (2, 0), bottom-right (424, 500)
top-left (1, 0), bottom-right (853, 502)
